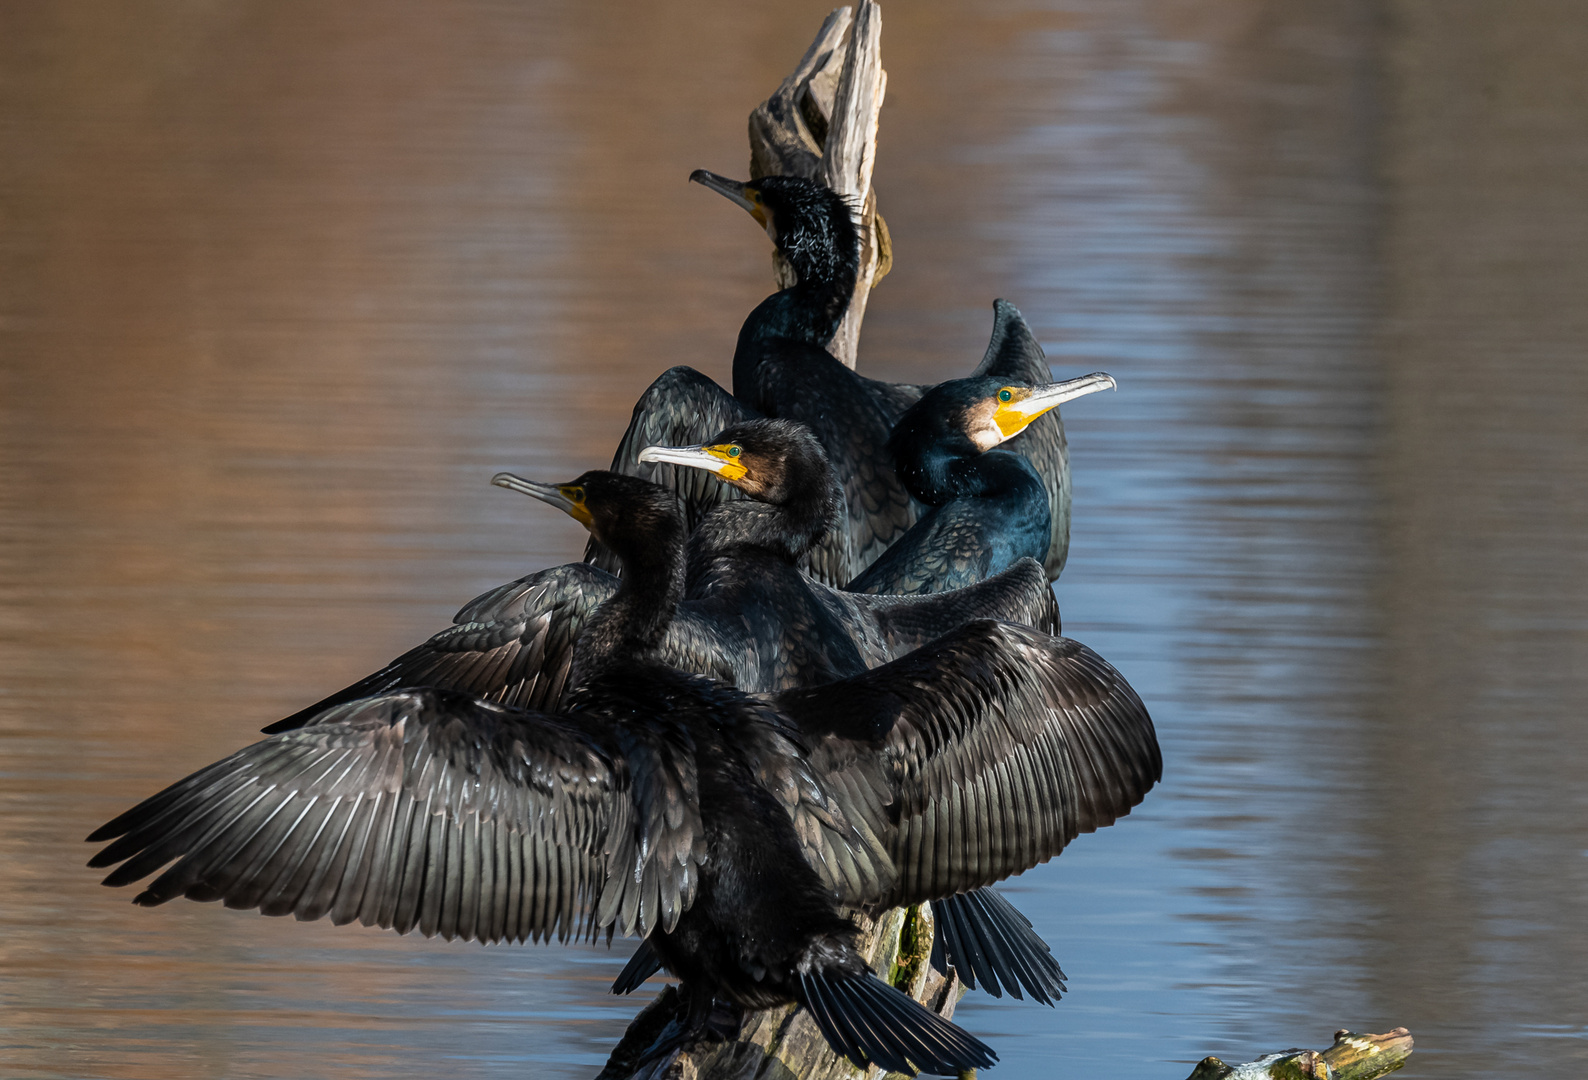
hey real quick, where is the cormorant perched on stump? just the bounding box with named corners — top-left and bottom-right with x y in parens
top-left (591, 171), bottom-right (1093, 585)
top-left (87, 471), bottom-right (1160, 1076)
top-left (846, 372), bottom-right (1116, 596)
top-left (264, 420), bottom-right (1070, 1002)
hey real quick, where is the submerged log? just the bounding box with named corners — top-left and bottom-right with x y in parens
top-left (1185, 1029), bottom-right (1414, 1080)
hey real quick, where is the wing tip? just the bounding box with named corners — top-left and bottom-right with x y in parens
top-left (937, 889), bottom-right (1067, 1006)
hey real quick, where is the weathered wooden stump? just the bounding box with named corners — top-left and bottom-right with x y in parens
top-left (595, 11), bottom-right (950, 1078)
top-left (747, 2), bottom-right (890, 369)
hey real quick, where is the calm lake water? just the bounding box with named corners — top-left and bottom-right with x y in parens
top-left (4, 2), bottom-right (1587, 1077)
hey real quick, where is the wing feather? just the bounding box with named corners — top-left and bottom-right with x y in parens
top-left (87, 689), bottom-right (655, 944)
top-left (337, 791), bottom-right (384, 926)
top-left (585, 365), bottom-right (758, 573)
top-left (264, 566), bottom-right (621, 734)
top-left (858, 375), bottom-right (924, 425)
top-left (826, 558), bottom-right (1060, 657)
top-left (263, 563), bottom-right (746, 732)
top-left (775, 621), bottom-right (1159, 906)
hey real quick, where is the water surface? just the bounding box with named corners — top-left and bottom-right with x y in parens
top-left (3, 1), bottom-right (1587, 1077)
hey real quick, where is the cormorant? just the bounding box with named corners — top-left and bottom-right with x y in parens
top-left (262, 421), bottom-right (1056, 726)
top-left (640, 417), bottom-right (1063, 688)
top-left (593, 170), bottom-right (1084, 584)
top-left (589, 173), bottom-right (906, 587)
top-left (844, 373), bottom-right (1116, 596)
top-left (87, 471), bottom-right (1161, 1076)
top-left (627, 417), bottom-right (1074, 1001)
top-left (263, 420), bottom-right (1068, 1001)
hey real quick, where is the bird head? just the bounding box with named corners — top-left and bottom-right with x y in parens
top-left (636, 418), bottom-right (834, 508)
top-left (490, 469), bottom-right (683, 557)
top-left (904, 372), bottom-right (1118, 455)
top-left (689, 170), bottom-right (858, 289)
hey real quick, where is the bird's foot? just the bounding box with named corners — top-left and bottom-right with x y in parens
top-left (629, 985), bottom-right (739, 1069)
top-left (705, 999), bottom-right (745, 1042)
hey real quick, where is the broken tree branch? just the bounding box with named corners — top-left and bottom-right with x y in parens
top-left (593, 9), bottom-right (948, 1079)
top-left (748, 2), bottom-right (891, 369)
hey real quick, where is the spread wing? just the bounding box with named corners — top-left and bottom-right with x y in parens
top-left (88, 690), bottom-right (643, 944)
top-left (973, 300), bottom-right (1071, 579)
top-left (840, 502), bottom-right (1003, 597)
top-left (773, 621), bottom-right (1159, 908)
top-left (834, 559), bottom-right (1061, 655)
top-left (586, 366), bottom-right (759, 573)
top-left (264, 564), bottom-right (746, 734)
top-left (859, 374), bottom-right (925, 425)
top-left (755, 350), bottom-right (920, 586)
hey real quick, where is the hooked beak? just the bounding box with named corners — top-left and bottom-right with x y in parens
top-left (638, 443), bottom-right (747, 482)
top-left (491, 473), bottom-right (593, 527)
top-left (689, 169), bottom-right (768, 228)
top-left (994, 372), bottom-right (1117, 439)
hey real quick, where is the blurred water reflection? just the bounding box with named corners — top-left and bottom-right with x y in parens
top-left (3, 1), bottom-right (1586, 1077)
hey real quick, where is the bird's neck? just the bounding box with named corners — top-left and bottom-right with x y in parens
top-left (688, 481), bottom-right (836, 572)
top-left (573, 533), bottom-right (686, 684)
top-left (892, 429), bottom-right (964, 506)
top-left (732, 256), bottom-right (857, 390)
top-left (898, 442), bottom-right (1037, 507)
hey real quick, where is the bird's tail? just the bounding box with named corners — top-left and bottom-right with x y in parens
top-left (932, 888), bottom-right (1067, 1004)
top-left (797, 969), bottom-right (997, 1077)
top-left (611, 939), bottom-right (664, 995)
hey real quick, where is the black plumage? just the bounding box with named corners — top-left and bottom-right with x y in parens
top-left (586, 173), bottom-right (906, 587)
top-left (846, 372), bottom-right (1116, 596)
top-left (263, 421), bottom-right (1067, 1000)
top-left (597, 170), bottom-right (1091, 583)
top-left (626, 417), bottom-right (1072, 1002)
top-left (643, 418), bottom-right (1063, 686)
top-left (88, 471), bottom-right (1160, 1075)
top-left (265, 422), bottom-right (1056, 734)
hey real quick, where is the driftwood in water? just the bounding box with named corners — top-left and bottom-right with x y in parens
top-left (747, 2), bottom-right (890, 369)
top-left (1185, 1029), bottom-right (1414, 1080)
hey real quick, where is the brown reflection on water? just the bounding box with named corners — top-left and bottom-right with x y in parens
top-left (1366, 0), bottom-right (1588, 1058)
top-left (0, 5), bottom-right (638, 1078)
top-left (3, 1), bottom-right (1588, 1078)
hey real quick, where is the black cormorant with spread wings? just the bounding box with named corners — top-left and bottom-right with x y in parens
top-left (88, 471), bottom-right (1159, 1076)
top-left (624, 417), bottom-right (1079, 1001)
top-left (845, 372), bottom-right (1116, 596)
top-left (590, 171), bottom-right (1089, 585)
top-left (261, 421), bottom-right (1068, 1001)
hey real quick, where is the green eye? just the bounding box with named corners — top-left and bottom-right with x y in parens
top-left (998, 389), bottom-right (1013, 403)
top-left (727, 446), bottom-right (741, 458)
